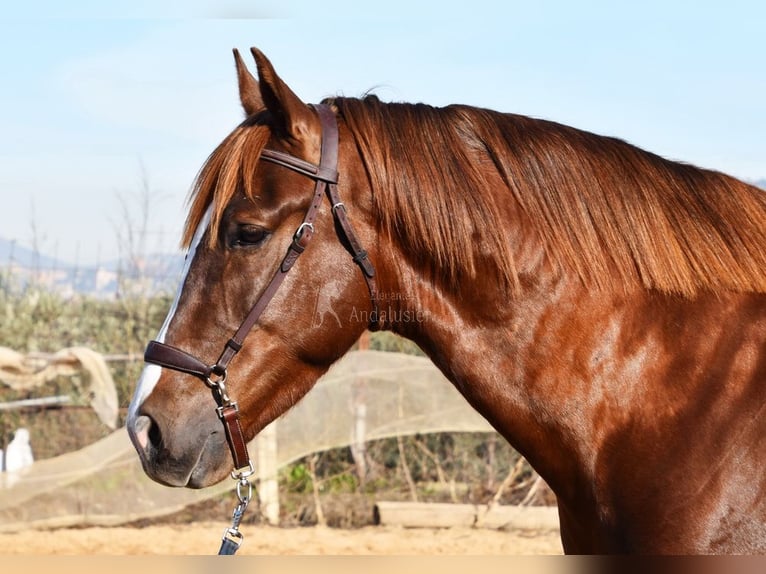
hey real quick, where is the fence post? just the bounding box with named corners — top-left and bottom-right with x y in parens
top-left (257, 421), bottom-right (279, 525)
top-left (350, 332), bottom-right (369, 485)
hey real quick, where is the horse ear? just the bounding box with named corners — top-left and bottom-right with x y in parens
top-left (250, 47), bottom-right (314, 141)
top-left (233, 48), bottom-right (262, 117)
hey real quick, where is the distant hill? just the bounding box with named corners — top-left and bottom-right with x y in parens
top-left (754, 179), bottom-right (766, 190)
top-left (0, 237), bottom-right (64, 269)
top-left (0, 237), bottom-right (182, 297)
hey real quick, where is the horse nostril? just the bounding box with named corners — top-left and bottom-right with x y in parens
top-left (147, 416), bottom-right (162, 448)
top-left (131, 415), bottom-right (160, 451)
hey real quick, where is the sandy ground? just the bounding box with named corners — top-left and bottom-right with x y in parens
top-left (0, 523), bottom-right (563, 555)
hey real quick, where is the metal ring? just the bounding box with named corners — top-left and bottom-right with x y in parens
top-left (236, 476), bottom-right (254, 504)
top-left (205, 365), bottom-right (227, 389)
top-left (208, 364), bottom-right (227, 382)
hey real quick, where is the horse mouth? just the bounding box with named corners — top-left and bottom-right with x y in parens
top-left (128, 416), bottom-right (224, 488)
top-left (185, 435), bottom-right (225, 488)
top-left (158, 439), bottom-right (219, 488)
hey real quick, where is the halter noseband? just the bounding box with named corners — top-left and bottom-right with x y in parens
top-left (142, 104), bottom-right (378, 473)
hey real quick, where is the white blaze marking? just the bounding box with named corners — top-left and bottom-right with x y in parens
top-left (127, 206), bottom-right (212, 423)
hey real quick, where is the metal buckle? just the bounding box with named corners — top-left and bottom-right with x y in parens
top-left (294, 222), bottom-right (314, 241)
top-left (331, 201), bottom-right (346, 214)
top-left (216, 401), bottom-right (239, 419)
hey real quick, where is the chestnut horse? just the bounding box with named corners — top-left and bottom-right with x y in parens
top-left (127, 48), bottom-right (766, 554)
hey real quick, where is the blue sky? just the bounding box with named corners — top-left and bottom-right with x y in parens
top-left (1, 2), bottom-right (764, 265)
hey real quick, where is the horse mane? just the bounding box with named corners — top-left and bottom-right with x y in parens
top-left (331, 96), bottom-right (766, 296)
top-left (184, 97), bottom-right (766, 297)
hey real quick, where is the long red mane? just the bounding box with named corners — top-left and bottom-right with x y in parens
top-left (185, 96), bottom-right (766, 297)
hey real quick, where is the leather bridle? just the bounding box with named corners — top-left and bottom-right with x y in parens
top-left (142, 104), bottom-right (378, 473)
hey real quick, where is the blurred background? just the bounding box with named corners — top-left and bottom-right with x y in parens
top-left (0, 0), bottom-right (763, 553)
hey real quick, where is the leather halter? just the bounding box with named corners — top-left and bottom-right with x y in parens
top-left (143, 104), bottom-right (378, 472)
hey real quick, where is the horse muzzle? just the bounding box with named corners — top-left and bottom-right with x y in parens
top-left (127, 401), bottom-right (231, 488)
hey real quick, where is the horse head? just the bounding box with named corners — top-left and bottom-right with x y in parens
top-left (127, 49), bottom-right (377, 487)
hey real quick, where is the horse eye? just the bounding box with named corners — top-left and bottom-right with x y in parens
top-left (230, 225), bottom-right (269, 248)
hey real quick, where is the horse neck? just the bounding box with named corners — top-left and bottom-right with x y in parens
top-left (378, 233), bottom-right (760, 485)
top-left (386, 239), bottom-right (766, 516)
top-left (378, 255), bottom-right (590, 484)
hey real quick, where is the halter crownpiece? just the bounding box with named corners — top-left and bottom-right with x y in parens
top-left (143, 103), bottom-right (378, 472)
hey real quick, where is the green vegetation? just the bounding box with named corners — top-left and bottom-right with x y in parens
top-left (0, 283), bottom-right (550, 526)
top-left (0, 281), bottom-right (172, 406)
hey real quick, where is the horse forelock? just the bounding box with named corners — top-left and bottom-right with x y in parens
top-left (182, 116), bottom-right (272, 249)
